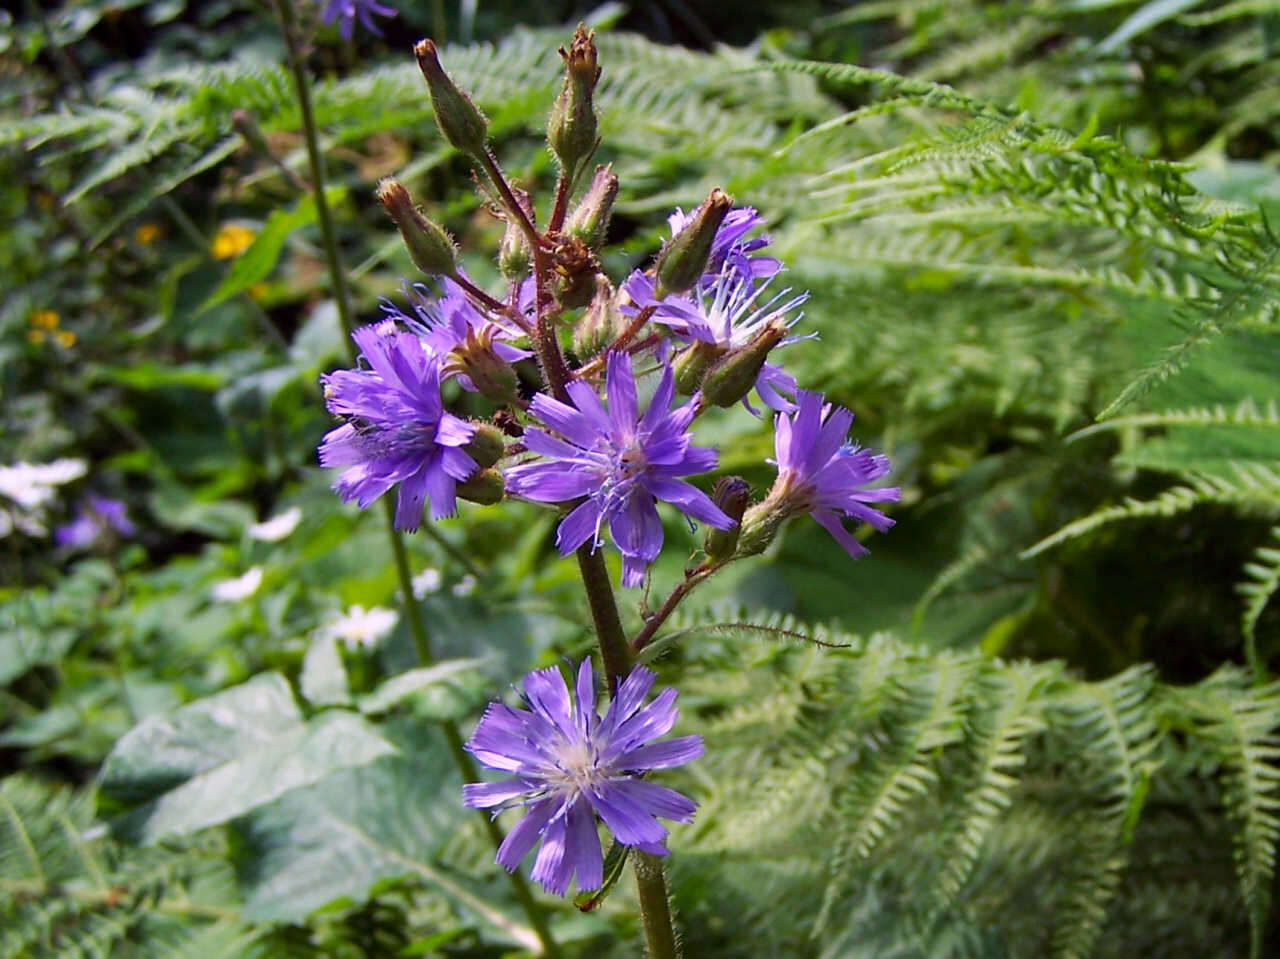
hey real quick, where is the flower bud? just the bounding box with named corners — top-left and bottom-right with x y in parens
top-left (698, 318), bottom-right (788, 409)
top-left (703, 476), bottom-right (749, 561)
top-left (653, 187), bottom-right (732, 298)
top-left (442, 327), bottom-right (520, 404)
top-left (377, 178), bottom-right (458, 277)
top-left (547, 24), bottom-right (601, 184)
top-left (672, 340), bottom-right (721, 395)
top-left (551, 235), bottom-right (598, 310)
top-left (565, 165), bottom-right (617, 253)
top-left (414, 39), bottom-right (489, 157)
top-left (499, 187), bottom-right (535, 280)
top-left (464, 422), bottom-right (507, 469)
top-left (735, 499), bottom-right (786, 557)
top-left (573, 276), bottom-right (622, 361)
top-left (456, 468), bottom-right (505, 506)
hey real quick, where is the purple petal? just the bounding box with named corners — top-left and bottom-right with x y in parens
top-left (585, 782), bottom-right (669, 847)
top-left (531, 810), bottom-right (573, 895)
top-left (529, 393), bottom-right (599, 449)
top-left (605, 352), bottom-right (638, 433)
top-left (575, 659), bottom-right (598, 737)
top-left (812, 509), bottom-right (870, 559)
top-left (556, 499), bottom-right (603, 555)
top-left (463, 779), bottom-right (531, 809)
top-left (565, 797), bottom-right (604, 892)
top-left (496, 799), bottom-right (557, 873)
top-left (522, 666), bottom-right (575, 740)
top-left (598, 667), bottom-right (657, 741)
top-left (613, 735), bottom-right (705, 772)
top-left (610, 779), bottom-right (698, 824)
top-left (646, 477), bottom-right (734, 529)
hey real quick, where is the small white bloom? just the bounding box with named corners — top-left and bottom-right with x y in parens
top-left (326, 604), bottom-right (398, 650)
top-left (247, 506), bottom-right (302, 542)
top-left (411, 567), bottom-right (442, 598)
top-left (211, 566), bottom-right (264, 602)
top-left (0, 458), bottom-right (87, 510)
top-left (452, 574), bottom-right (477, 597)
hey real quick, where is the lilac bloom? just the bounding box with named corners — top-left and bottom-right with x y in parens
top-left (766, 390), bottom-right (899, 557)
top-left (666, 205), bottom-right (781, 286)
top-left (463, 659), bottom-right (703, 896)
top-left (320, 0), bottom-right (396, 39)
top-left (387, 277), bottom-right (531, 394)
top-left (319, 324), bottom-right (476, 531)
top-left (622, 269), bottom-right (810, 413)
top-left (55, 495), bottom-right (135, 549)
top-left (505, 352), bottom-right (733, 587)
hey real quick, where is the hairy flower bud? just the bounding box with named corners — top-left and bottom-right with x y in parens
top-left (441, 325), bottom-right (520, 403)
top-left (464, 422), bottom-right (507, 469)
top-left (565, 165), bottom-right (618, 253)
top-left (573, 276), bottom-right (622, 361)
top-left (499, 187), bottom-right (535, 280)
top-left (703, 476), bottom-right (749, 561)
top-left (653, 188), bottom-right (733, 298)
top-left (735, 498), bottom-right (786, 557)
top-left (551, 235), bottom-right (599, 310)
top-left (671, 340), bottom-right (721, 395)
top-left (456, 467), bottom-right (505, 506)
top-left (414, 39), bottom-right (488, 157)
top-left (547, 24), bottom-right (601, 184)
top-left (698, 318), bottom-right (788, 409)
top-left (377, 178), bottom-right (458, 277)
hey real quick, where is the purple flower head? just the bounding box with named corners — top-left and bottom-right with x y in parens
top-left (55, 495), bottom-right (135, 549)
top-left (505, 352), bottom-right (734, 587)
top-left (666, 204), bottom-right (781, 287)
top-left (622, 269), bottom-right (811, 413)
top-left (764, 390), bottom-right (899, 557)
top-left (463, 659), bottom-right (703, 896)
top-left (320, 0), bottom-right (396, 39)
top-left (319, 324), bottom-right (477, 531)
top-left (387, 277), bottom-right (531, 395)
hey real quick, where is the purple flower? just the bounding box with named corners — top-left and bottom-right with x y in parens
top-left (505, 352), bottom-right (733, 587)
top-left (319, 0), bottom-right (396, 39)
top-left (319, 324), bottom-right (477, 531)
top-left (762, 390), bottom-right (899, 557)
top-left (55, 495), bottom-right (135, 549)
top-left (665, 205), bottom-right (781, 287)
top-left (386, 277), bottom-right (531, 395)
top-left (463, 659), bottom-right (703, 896)
top-left (622, 269), bottom-right (810, 413)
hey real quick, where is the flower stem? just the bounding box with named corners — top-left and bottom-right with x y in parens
top-left (634, 851), bottom-right (681, 959)
top-left (273, 5), bottom-right (561, 954)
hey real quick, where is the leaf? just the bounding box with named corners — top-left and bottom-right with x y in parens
top-left (357, 659), bottom-right (491, 719)
top-left (231, 736), bottom-right (541, 951)
top-left (1094, 0), bottom-right (1210, 55)
top-left (100, 673), bottom-right (396, 844)
top-left (199, 187), bottom-right (345, 314)
top-left (301, 634), bottom-right (352, 708)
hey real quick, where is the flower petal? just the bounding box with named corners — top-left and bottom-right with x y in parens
top-left (496, 799), bottom-right (557, 873)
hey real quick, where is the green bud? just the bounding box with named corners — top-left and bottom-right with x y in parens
top-left (565, 165), bottom-right (618, 253)
top-left (551, 235), bottom-right (598, 310)
top-left (703, 476), bottom-right (750, 561)
top-left (547, 24), bottom-right (601, 184)
top-left (698, 319), bottom-right (788, 409)
top-left (414, 38), bottom-right (489, 157)
top-left (672, 340), bottom-right (722, 395)
top-left (376, 178), bottom-right (457, 277)
top-left (443, 330), bottom-right (520, 404)
top-left (573, 276), bottom-right (621, 360)
top-left (735, 499), bottom-right (785, 558)
top-left (464, 422), bottom-right (507, 469)
top-left (456, 468), bottom-right (505, 506)
top-left (653, 187), bottom-right (732, 298)
top-left (499, 187), bottom-right (534, 280)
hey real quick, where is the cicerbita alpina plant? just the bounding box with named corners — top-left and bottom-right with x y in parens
top-left (310, 22), bottom-right (899, 954)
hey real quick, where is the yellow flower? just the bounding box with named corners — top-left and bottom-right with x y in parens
top-left (135, 223), bottom-right (162, 245)
top-left (212, 224), bottom-right (257, 260)
top-left (27, 329), bottom-right (46, 345)
top-left (29, 310), bottom-right (60, 330)
top-left (55, 330), bottom-right (77, 348)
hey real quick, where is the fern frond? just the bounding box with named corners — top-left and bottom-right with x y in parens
top-left (1239, 525), bottom-right (1280, 666)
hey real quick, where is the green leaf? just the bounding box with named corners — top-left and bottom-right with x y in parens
top-left (199, 187), bottom-right (345, 314)
top-left (357, 659), bottom-right (491, 719)
top-left (1094, 0), bottom-right (1210, 55)
top-left (100, 673), bottom-right (396, 844)
top-left (301, 635), bottom-right (352, 708)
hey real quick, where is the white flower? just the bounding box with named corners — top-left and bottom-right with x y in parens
top-left (0, 459), bottom-right (87, 510)
top-left (0, 459), bottom-right (87, 538)
top-left (452, 574), bottom-right (477, 597)
top-left (247, 506), bottom-right (302, 542)
top-left (211, 566), bottom-right (264, 602)
top-left (325, 604), bottom-right (398, 650)
top-left (411, 567), bottom-right (442, 598)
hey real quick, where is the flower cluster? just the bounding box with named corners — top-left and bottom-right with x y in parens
top-left (312, 27), bottom-right (905, 903)
top-left (464, 660), bottom-right (702, 895)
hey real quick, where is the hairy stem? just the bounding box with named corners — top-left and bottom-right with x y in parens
top-left (274, 6), bottom-right (560, 954)
top-left (635, 851), bottom-right (681, 959)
